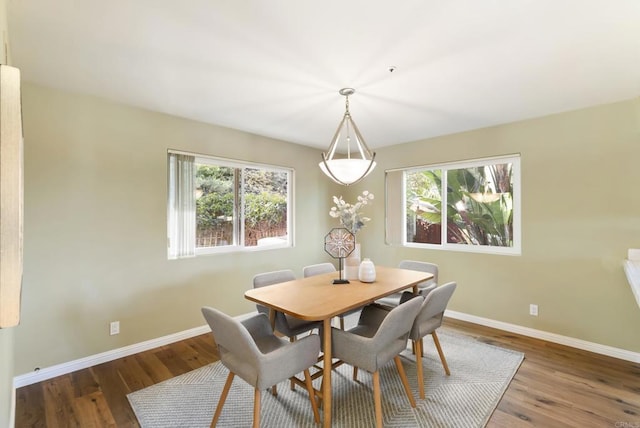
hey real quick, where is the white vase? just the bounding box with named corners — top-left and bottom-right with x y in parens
top-left (358, 258), bottom-right (376, 283)
top-left (342, 243), bottom-right (361, 280)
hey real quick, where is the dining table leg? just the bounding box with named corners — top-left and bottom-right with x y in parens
top-left (268, 308), bottom-right (276, 330)
top-left (322, 318), bottom-right (332, 428)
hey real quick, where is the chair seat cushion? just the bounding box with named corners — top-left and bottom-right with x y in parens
top-left (375, 293), bottom-right (403, 307)
top-left (285, 315), bottom-right (322, 336)
top-left (376, 283), bottom-right (437, 307)
top-left (339, 307), bottom-right (362, 318)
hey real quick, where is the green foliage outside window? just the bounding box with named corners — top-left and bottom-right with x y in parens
top-left (195, 164), bottom-right (288, 247)
top-left (244, 192), bottom-right (287, 227)
top-left (406, 162), bottom-right (514, 248)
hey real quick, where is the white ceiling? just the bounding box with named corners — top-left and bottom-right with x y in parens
top-left (7, 1), bottom-right (640, 150)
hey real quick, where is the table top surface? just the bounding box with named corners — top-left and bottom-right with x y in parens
top-left (244, 265), bottom-right (433, 320)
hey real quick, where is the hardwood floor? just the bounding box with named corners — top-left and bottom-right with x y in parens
top-left (448, 319), bottom-right (640, 428)
top-left (14, 319), bottom-right (640, 427)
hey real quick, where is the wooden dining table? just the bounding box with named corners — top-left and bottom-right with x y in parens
top-left (244, 265), bottom-right (434, 427)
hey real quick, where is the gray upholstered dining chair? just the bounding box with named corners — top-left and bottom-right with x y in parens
top-left (302, 262), bottom-right (336, 278)
top-left (201, 307), bottom-right (321, 427)
top-left (400, 281), bottom-right (457, 399)
top-left (253, 269), bottom-right (322, 338)
top-left (302, 262), bottom-right (360, 329)
top-left (253, 269), bottom-right (322, 393)
top-left (331, 296), bottom-right (423, 428)
top-left (376, 260), bottom-right (439, 307)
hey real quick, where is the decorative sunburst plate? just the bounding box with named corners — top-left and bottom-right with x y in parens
top-left (324, 227), bottom-right (355, 259)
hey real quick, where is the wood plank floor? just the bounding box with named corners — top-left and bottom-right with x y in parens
top-left (14, 318), bottom-right (640, 427)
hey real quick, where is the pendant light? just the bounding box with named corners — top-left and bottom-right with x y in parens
top-left (319, 88), bottom-right (376, 186)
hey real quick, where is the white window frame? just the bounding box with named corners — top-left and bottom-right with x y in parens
top-left (387, 154), bottom-right (521, 256)
top-left (168, 150), bottom-right (294, 259)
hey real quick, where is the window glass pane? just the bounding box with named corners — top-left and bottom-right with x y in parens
top-left (388, 154), bottom-right (520, 255)
top-left (168, 150), bottom-right (293, 257)
top-left (195, 164), bottom-right (235, 248)
top-left (446, 162), bottom-right (513, 247)
top-left (405, 169), bottom-right (442, 244)
top-left (243, 168), bottom-right (289, 247)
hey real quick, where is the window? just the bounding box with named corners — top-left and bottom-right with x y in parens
top-left (386, 155), bottom-right (520, 255)
top-left (167, 151), bottom-right (293, 259)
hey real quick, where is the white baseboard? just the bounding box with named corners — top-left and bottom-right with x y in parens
top-left (13, 324), bottom-right (211, 388)
top-left (13, 310), bottom-right (640, 389)
top-left (445, 310), bottom-right (640, 363)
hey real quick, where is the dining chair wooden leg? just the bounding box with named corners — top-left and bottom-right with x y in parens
top-left (414, 338), bottom-right (426, 399)
top-left (410, 338), bottom-right (424, 355)
top-left (318, 376), bottom-right (324, 409)
top-left (303, 369), bottom-right (321, 424)
top-left (252, 388), bottom-right (261, 428)
top-left (289, 336), bottom-right (297, 390)
top-left (372, 370), bottom-right (383, 428)
top-left (431, 331), bottom-right (450, 375)
top-left (352, 366), bottom-right (358, 381)
top-left (394, 355), bottom-right (416, 407)
top-left (211, 372), bottom-right (234, 427)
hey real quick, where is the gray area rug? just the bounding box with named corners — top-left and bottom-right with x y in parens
top-left (128, 330), bottom-right (524, 427)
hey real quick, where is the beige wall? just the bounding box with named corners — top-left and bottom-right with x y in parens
top-left (13, 83), bottom-right (338, 375)
top-left (356, 97), bottom-right (640, 352)
top-left (8, 81), bottom-right (640, 397)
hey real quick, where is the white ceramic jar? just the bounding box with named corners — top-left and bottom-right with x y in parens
top-left (358, 258), bottom-right (376, 283)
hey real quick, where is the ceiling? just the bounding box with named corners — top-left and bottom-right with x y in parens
top-left (7, 1), bottom-right (640, 150)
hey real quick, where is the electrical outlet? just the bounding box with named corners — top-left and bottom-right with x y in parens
top-left (110, 321), bottom-right (120, 335)
top-left (529, 304), bottom-right (538, 316)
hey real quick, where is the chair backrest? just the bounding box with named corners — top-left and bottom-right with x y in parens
top-left (253, 269), bottom-right (296, 288)
top-left (201, 306), bottom-right (260, 366)
top-left (371, 296), bottom-right (423, 348)
top-left (252, 269), bottom-right (297, 333)
top-left (412, 281), bottom-right (457, 336)
top-left (303, 263), bottom-right (336, 277)
top-left (398, 260), bottom-right (438, 289)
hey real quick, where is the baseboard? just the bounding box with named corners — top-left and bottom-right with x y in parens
top-left (13, 324), bottom-right (211, 388)
top-left (445, 310), bottom-right (640, 363)
top-left (14, 310), bottom-right (640, 388)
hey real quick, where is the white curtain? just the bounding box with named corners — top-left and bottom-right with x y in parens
top-left (167, 153), bottom-right (196, 259)
top-left (385, 169), bottom-right (405, 245)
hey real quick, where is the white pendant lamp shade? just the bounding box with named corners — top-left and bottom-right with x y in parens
top-left (320, 88), bottom-right (376, 186)
top-left (319, 158), bottom-right (377, 185)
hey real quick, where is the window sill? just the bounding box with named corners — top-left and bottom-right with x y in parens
top-left (402, 242), bottom-right (521, 256)
top-left (194, 241), bottom-right (291, 256)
